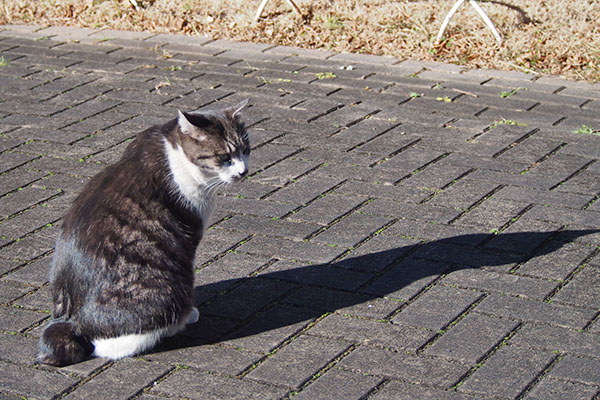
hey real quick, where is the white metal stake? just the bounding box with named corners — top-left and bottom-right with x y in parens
top-left (436, 0), bottom-right (502, 45)
top-left (255, 0), bottom-right (303, 21)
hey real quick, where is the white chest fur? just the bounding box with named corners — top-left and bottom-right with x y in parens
top-left (163, 138), bottom-right (215, 224)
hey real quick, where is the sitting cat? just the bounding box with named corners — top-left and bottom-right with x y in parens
top-left (37, 100), bottom-right (250, 367)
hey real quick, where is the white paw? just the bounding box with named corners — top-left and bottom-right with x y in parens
top-left (187, 307), bottom-right (199, 325)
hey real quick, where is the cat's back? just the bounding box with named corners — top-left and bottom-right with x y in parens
top-left (65, 128), bottom-right (166, 228)
top-left (57, 124), bottom-right (198, 266)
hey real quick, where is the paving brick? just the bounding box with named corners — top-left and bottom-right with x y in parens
top-left (308, 313), bottom-right (433, 353)
top-left (0, 280), bottom-right (32, 305)
top-left (200, 276), bottom-right (295, 320)
top-left (0, 168), bottom-right (45, 197)
top-left (222, 304), bottom-right (317, 354)
top-left (283, 285), bottom-right (399, 319)
top-left (151, 368), bottom-right (287, 399)
top-left (427, 179), bottom-right (500, 212)
top-left (425, 313), bottom-right (519, 363)
top-left (509, 323), bottom-right (600, 356)
top-left (482, 218), bottom-right (560, 256)
top-left (261, 259), bottom-right (372, 292)
top-left (333, 181), bottom-right (427, 204)
top-left (0, 359), bottom-right (79, 399)
top-left (0, 331), bottom-right (38, 365)
top-left (455, 198), bottom-right (531, 230)
top-left (524, 377), bottom-right (599, 400)
top-left (36, 25), bottom-right (100, 41)
top-left (12, 285), bottom-right (51, 312)
top-left (311, 212), bottom-right (392, 247)
top-left (350, 128), bottom-right (419, 155)
top-left (262, 175), bottom-right (344, 207)
top-left (1, 255), bottom-right (51, 286)
top-left (194, 251), bottom-right (271, 292)
top-left (458, 344), bottom-right (556, 399)
top-left (362, 258), bottom-right (450, 301)
top-left (64, 358), bottom-right (170, 400)
top-left (312, 160), bottom-right (399, 183)
top-left (334, 233), bottom-right (420, 273)
top-left (295, 367), bottom-right (381, 400)
top-left (251, 157), bottom-right (322, 188)
top-left (247, 335), bottom-right (349, 388)
top-left (0, 151), bottom-right (39, 175)
top-left (360, 199), bottom-right (462, 224)
top-left (471, 69), bottom-right (536, 82)
top-left (561, 139), bottom-right (600, 159)
top-left (27, 155), bottom-right (105, 178)
top-left (1, 200), bottom-right (62, 237)
top-left (221, 180), bottom-right (278, 200)
top-left (339, 345), bottom-right (470, 388)
top-left (474, 293), bottom-right (595, 329)
top-left (554, 169), bottom-right (600, 196)
top-left (455, 90), bottom-right (540, 112)
top-left (494, 185), bottom-right (591, 209)
top-left (285, 193), bottom-right (366, 226)
top-left (193, 228), bottom-right (250, 262)
top-left (412, 240), bottom-right (522, 269)
top-left (217, 196), bottom-right (293, 219)
top-left (328, 118), bottom-right (404, 151)
top-left (0, 305), bottom-right (47, 332)
top-left (524, 204), bottom-right (600, 228)
top-left (383, 218), bottom-right (489, 244)
top-left (0, 257), bottom-right (21, 277)
top-left (497, 136), bottom-right (566, 164)
top-left (548, 355), bottom-right (600, 386)
top-left (1, 225), bottom-right (58, 263)
top-left (238, 235), bottom-right (345, 263)
top-left (555, 228), bottom-right (600, 246)
top-left (442, 151), bottom-right (530, 174)
top-left (442, 269), bottom-right (557, 300)
top-left (550, 264), bottom-right (600, 309)
top-left (370, 380), bottom-right (480, 400)
top-left (145, 344), bottom-right (261, 376)
top-left (392, 285), bottom-right (483, 331)
top-left (516, 240), bottom-right (594, 281)
top-left (401, 162), bottom-right (474, 192)
top-left (217, 214), bottom-right (320, 241)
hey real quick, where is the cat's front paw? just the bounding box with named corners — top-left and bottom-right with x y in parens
top-left (187, 307), bottom-right (199, 325)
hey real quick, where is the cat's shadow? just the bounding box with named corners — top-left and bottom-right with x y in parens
top-left (154, 229), bottom-right (598, 353)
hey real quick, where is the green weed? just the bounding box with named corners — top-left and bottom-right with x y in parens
top-left (489, 119), bottom-right (527, 130)
top-left (499, 87), bottom-right (526, 98)
top-left (314, 72), bottom-right (336, 80)
top-left (325, 15), bottom-right (344, 30)
top-left (573, 124), bottom-right (600, 136)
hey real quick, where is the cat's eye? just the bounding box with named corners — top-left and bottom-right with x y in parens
top-left (218, 154), bottom-right (232, 166)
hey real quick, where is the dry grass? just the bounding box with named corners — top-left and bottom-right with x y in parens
top-left (2, 0), bottom-right (599, 81)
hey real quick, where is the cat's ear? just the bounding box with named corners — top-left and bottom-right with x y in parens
top-left (224, 99), bottom-right (250, 119)
top-left (177, 110), bottom-right (207, 141)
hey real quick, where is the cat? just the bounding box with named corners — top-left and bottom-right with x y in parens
top-left (37, 100), bottom-right (250, 367)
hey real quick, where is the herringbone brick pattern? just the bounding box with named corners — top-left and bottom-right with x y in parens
top-left (1, 24), bottom-right (599, 399)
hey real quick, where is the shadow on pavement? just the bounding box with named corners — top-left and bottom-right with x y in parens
top-left (155, 229), bottom-right (598, 352)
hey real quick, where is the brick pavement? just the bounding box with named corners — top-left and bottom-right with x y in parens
top-left (0, 24), bottom-right (599, 399)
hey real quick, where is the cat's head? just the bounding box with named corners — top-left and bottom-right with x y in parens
top-left (174, 99), bottom-right (250, 185)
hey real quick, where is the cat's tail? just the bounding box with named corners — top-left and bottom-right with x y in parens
top-left (37, 319), bottom-right (93, 367)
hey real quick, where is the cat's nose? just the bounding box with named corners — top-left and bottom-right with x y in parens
top-left (238, 168), bottom-right (248, 178)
